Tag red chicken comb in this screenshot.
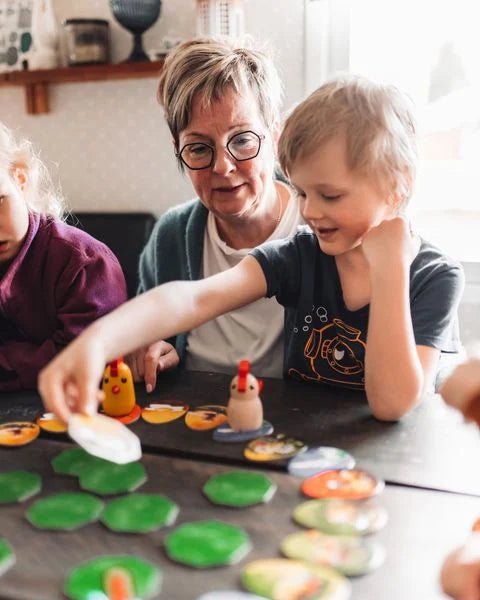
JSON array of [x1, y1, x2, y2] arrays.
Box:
[[237, 359, 250, 392], [108, 357, 123, 377]]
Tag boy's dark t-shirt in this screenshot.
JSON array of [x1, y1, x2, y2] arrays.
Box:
[[250, 228, 464, 390]]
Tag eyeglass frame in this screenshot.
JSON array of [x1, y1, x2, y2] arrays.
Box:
[[175, 130, 266, 171]]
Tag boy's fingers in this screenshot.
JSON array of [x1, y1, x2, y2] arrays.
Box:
[[40, 374, 71, 424], [77, 377, 99, 416], [158, 347, 180, 371], [144, 353, 158, 393]]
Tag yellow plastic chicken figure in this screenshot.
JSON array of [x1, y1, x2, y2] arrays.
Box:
[[227, 360, 263, 431], [102, 358, 136, 417]]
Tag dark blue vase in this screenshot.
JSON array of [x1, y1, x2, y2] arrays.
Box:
[[110, 0, 162, 62]]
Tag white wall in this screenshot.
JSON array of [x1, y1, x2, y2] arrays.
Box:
[[0, 0, 304, 214]]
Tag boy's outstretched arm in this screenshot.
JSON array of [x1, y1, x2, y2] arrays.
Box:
[[38, 256, 267, 422], [362, 217, 439, 421]]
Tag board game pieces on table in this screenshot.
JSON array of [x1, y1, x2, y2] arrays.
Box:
[[302, 469, 384, 500], [36, 412, 68, 433], [26, 492, 104, 530], [52, 447, 105, 477], [244, 434, 307, 462], [101, 493, 178, 533], [64, 555, 161, 600], [288, 447, 355, 478], [164, 520, 251, 568], [185, 405, 228, 431], [0, 421, 40, 446], [141, 401, 189, 424], [241, 558, 351, 600], [293, 498, 388, 536], [203, 470, 277, 508], [227, 360, 264, 432], [79, 460, 147, 496], [213, 420, 273, 443], [0, 539, 15, 578], [0, 470, 41, 503], [101, 358, 140, 424], [280, 529, 385, 576]]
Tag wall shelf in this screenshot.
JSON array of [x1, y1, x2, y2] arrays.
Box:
[[0, 60, 164, 115]]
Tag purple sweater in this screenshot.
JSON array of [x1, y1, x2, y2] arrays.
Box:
[[0, 213, 127, 390]]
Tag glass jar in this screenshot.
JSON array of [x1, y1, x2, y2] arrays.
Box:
[[64, 19, 109, 66]]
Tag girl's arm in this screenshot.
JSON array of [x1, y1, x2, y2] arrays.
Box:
[[39, 256, 267, 422], [362, 218, 437, 421]]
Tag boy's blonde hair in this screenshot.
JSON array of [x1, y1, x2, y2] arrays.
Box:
[[279, 75, 417, 204], [0, 122, 63, 218], [157, 36, 283, 153]]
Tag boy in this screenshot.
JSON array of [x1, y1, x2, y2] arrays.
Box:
[[39, 75, 463, 423]]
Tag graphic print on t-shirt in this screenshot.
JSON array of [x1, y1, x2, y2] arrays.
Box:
[[289, 318, 366, 389]]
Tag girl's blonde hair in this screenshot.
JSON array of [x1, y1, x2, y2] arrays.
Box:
[[279, 75, 417, 204], [157, 36, 283, 153], [0, 122, 64, 218]]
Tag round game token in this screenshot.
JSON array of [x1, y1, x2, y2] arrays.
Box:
[[213, 420, 274, 443], [101, 403, 142, 425], [36, 412, 68, 434], [281, 530, 385, 576], [0, 421, 40, 446], [141, 401, 189, 424], [288, 447, 355, 478], [0, 539, 15, 577], [79, 461, 147, 496], [164, 520, 251, 568], [26, 492, 104, 530], [244, 434, 307, 462], [302, 469, 384, 500], [293, 498, 388, 536], [185, 405, 228, 431], [52, 447, 106, 477], [203, 471, 277, 508], [197, 593, 265, 600], [101, 493, 178, 533], [0, 470, 41, 504], [64, 555, 161, 600], [242, 558, 351, 600]]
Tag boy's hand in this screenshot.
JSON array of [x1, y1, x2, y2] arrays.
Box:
[[362, 217, 418, 273], [127, 341, 180, 393], [440, 358, 480, 425]]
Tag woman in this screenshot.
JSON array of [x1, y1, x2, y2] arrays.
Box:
[[129, 37, 302, 390]]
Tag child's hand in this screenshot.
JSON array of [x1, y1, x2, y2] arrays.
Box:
[[127, 341, 180, 393], [362, 217, 417, 273], [38, 333, 107, 423], [440, 533, 480, 600], [440, 358, 480, 425]]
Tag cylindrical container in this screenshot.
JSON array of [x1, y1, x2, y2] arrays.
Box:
[[64, 18, 109, 66]]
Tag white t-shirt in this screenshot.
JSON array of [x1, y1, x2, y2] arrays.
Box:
[[185, 183, 302, 378]]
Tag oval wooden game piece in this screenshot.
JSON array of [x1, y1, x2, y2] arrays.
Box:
[[64, 555, 161, 600], [288, 447, 355, 478], [26, 492, 104, 530], [79, 461, 147, 496], [203, 471, 276, 508], [0, 421, 40, 446], [141, 401, 189, 424], [36, 412, 68, 433], [185, 405, 228, 431], [302, 469, 384, 500], [101, 493, 178, 533], [244, 434, 306, 462], [0, 471, 41, 504]]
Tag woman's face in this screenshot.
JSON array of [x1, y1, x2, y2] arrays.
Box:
[[177, 86, 277, 223]]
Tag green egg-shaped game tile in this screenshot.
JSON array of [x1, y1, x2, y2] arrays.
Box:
[[280, 530, 385, 577], [203, 471, 277, 508], [293, 498, 388, 536], [79, 461, 147, 496], [102, 493, 179, 533], [164, 520, 251, 568], [64, 555, 161, 600], [26, 492, 104, 530], [0, 470, 41, 504], [242, 558, 351, 600], [52, 447, 107, 477], [0, 539, 15, 577]]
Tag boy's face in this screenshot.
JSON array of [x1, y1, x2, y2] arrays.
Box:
[[290, 135, 395, 257], [0, 169, 29, 266]]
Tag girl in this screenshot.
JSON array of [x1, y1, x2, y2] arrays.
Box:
[[0, 122, 127, 390]]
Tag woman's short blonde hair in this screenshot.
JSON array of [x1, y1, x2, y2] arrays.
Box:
[[0, 122, 63, 218], [157, 36, 283, 148], [279, 75, 417, 204]]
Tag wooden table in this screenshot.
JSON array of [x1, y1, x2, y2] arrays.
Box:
[[0, 439, 478, 600]]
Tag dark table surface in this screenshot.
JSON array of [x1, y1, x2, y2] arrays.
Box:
[[1, 370, 478, 496], [0, 439, 478, 600]]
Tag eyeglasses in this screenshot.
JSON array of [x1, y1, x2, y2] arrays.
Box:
[[176, 130, 265, 171]]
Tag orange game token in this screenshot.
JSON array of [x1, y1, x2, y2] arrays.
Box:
[[0, 421, 40, 447], [184, 405, 228, 431], [141, 402, 189, 424], [36, 413, 68, 434], [302, 469, 384, 500], [101, 404, 142, 425]]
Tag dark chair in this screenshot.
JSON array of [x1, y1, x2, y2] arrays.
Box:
[[65, 212, 156, 298]]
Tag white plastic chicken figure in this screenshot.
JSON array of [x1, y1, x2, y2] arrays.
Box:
[[227, 360, 263, 431]]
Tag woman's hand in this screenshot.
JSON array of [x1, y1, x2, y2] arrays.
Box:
[[127, 341, 180, 392], [38, 331, 107, 423]]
